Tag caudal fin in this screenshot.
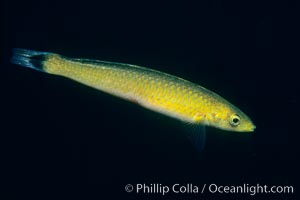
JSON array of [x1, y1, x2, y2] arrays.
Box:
[[11, 48, 51, 72]]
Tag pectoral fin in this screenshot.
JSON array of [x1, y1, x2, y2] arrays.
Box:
[[184, 124, 206, 152]]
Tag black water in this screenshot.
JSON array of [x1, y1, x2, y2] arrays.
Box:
[[2, 0, 298, 199]]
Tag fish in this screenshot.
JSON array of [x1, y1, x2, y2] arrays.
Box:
[[11, 48, 256, 151]]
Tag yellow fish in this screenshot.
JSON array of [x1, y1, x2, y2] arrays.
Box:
[[11, 48, 255, 150]]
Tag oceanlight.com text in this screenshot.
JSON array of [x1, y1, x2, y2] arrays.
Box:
[[125, 183, 294, 196]]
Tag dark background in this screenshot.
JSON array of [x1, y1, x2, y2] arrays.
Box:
[[1, 0, 298, 199]]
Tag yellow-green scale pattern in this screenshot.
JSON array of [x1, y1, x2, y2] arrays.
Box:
[[43, 54, 231, 125]]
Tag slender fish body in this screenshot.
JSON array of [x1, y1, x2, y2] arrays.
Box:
[[11, 48, 255, 150]]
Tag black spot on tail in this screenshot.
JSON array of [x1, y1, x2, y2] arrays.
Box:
[[11, 48, 50, 72], [29, 54, 47, 71]]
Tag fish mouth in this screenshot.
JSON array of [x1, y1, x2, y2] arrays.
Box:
[[234, 122, 256, 132], [248, 126, 256, 132], [244, 123, 256, 132]]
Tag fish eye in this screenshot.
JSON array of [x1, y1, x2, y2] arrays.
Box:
[[230, 114, 240, 127]]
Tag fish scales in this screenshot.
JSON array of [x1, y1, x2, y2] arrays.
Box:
[[45, 54, 218, 123]]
